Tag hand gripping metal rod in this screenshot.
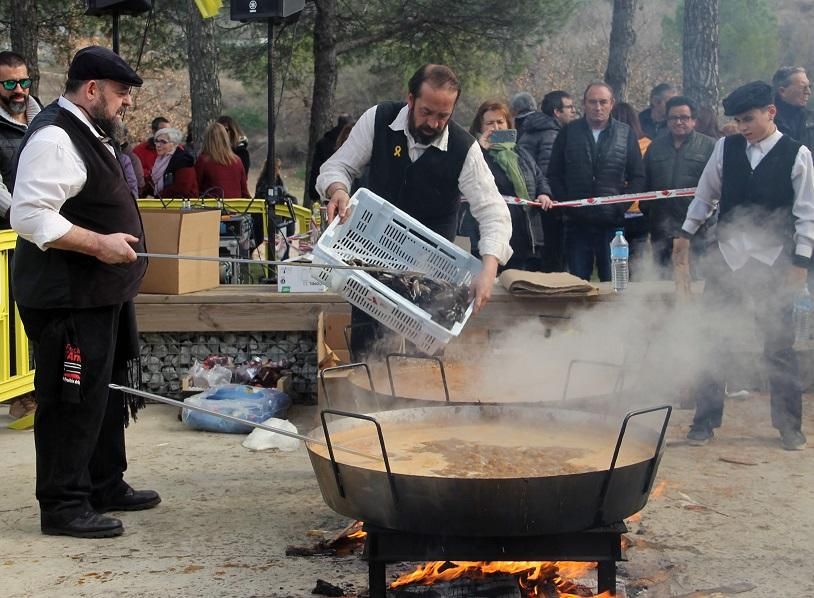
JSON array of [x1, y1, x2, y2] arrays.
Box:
[[136, 252, 426, 278], [109, 384, 382, 463]]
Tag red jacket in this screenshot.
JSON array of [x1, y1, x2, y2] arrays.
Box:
[[133, 139, 158, 182], [195, 154, 250, 198], [157, 148, 198, 199]]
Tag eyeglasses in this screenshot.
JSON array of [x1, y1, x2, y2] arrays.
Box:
[[1, 78, 32, 91], [667, 115, 693, 123], [562, 104, 576, 111], [154, 139, 170, 145]]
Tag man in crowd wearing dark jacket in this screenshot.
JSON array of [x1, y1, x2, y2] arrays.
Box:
[[518, 90, 576, 271], [772, 66, 813, 151], [639, 83, 676, 140], [643, 95, 716, 278], [510, 92, 537, 137], [0, 51, 41, 205], [548, 82, 645, 281]]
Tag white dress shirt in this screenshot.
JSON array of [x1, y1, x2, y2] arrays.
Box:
[[316, 104, 513, 264], [681, 129, 814, 271], [0, 174, 10, 218], [11, 96, 116, 250]]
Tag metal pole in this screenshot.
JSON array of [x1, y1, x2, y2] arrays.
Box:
[[112, 12, 120, 54], [109, 384, 382, 463], [266, 18, 276, 263]]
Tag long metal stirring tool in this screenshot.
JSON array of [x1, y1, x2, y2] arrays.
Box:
[[136, 252, 428, 278], [109, 384, 383, 463]]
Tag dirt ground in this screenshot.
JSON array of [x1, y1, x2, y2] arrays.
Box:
[[1, 393, 812, 598]]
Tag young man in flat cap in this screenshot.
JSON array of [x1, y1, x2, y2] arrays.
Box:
[[673, 81, 814, 451], [10, 45, 160, 537]]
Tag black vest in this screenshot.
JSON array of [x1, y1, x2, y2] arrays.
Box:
[[719, 133, 799, 248], [11, 101, 147, 309], [562, 118, 631, 226], [368, 101, 472, 241]]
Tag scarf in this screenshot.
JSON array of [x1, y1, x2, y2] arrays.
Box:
[[151, 153, 172, 194], [488, 142, 530, 200]]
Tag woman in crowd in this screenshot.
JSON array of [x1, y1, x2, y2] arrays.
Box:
[[217, 115, 251, 176], [151, 127, 198, 198], [195, 122, 250, 198], [611, 102, 649, 280], [469, 100, 553, 271]]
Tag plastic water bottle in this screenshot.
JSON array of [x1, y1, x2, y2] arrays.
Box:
[[793, 285, 813, 345], [610, 229, 629, 292]]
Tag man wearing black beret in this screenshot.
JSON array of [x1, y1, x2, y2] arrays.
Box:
[[10, 45, 160, 537], [673, 80, 814, 451]]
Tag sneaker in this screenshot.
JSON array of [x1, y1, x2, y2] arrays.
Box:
[[687, 426, 714, 446], [780, 429, 807, 451]]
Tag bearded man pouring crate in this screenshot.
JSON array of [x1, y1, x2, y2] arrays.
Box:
[[317, 64, 521, 357]]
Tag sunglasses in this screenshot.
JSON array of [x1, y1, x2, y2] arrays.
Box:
[[1, 79, 32, 91]]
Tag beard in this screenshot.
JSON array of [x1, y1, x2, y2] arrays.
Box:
[[0, 92, 26, 115], [89, 96, 124, 140], [408, 106, 444, 145]]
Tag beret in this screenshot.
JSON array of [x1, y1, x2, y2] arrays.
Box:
[[722, 81, 773, 116], [68, 45, 143, 87]]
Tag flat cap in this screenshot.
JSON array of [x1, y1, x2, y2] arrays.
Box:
[[722, 81, 773, 116], [68, 45, 143, 87]]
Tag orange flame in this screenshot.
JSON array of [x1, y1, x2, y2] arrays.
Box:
[[651, 479, 668, 498], [390, 560, 605, 595], [347, 530, 367, 540]]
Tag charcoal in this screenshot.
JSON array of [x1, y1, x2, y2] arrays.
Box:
[[312, 578, 346, 596]]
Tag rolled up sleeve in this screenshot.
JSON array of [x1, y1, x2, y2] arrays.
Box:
[[791, 145, 814, 265], [10, 129, 86, 250], [681, 137, 723, 237], [315, 105, 376, 201], [459, 142, 513, 264]]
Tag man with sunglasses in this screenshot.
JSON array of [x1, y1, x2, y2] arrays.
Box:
[[0, 51, 40, 204]]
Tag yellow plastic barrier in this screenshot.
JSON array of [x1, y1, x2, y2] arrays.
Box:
[[135, 198, 311, 241], [0, 229, 35, 405]]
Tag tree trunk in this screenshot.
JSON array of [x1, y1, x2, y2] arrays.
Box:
[[683, 0, 720, 115], [304, 0, 338, 208], [186, 0, 222, 155], [11, 1, 39, 97], [604, 0, 637, 102]]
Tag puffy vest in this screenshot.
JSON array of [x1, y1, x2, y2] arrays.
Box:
[[368, 101, 472, 241], [561, 118, 631, 226], [11, 101, 147, 309]]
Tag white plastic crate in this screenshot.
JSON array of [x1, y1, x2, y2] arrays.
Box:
[[311, 188, 482, 355]]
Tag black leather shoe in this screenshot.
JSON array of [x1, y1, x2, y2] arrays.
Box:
[[41, 511, 123, 538], [94, 488, 161, 513]]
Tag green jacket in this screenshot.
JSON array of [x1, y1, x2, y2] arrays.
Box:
[[643, 130, 716, 239]]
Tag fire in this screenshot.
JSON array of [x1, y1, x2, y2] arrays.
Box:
[[347, 529, 367, 540], [651, 479, 668, 498], [390, 560, 612, 596]]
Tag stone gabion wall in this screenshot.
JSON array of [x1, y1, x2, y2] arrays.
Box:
[[139, 332, 317, 401]]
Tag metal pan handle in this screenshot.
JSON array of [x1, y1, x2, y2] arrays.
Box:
[[319, 408, 398, 504], [561, 359, 625, 403], [594, 405, 672, 525], [319, 362, 375, 410], [385, 353, 450, 402]]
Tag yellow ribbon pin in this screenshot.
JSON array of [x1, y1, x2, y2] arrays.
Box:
[[393, 145, 402, 157]]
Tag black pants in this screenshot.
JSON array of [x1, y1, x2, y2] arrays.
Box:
[[18, 303, 131, 522], [691, 249, 803, 432]]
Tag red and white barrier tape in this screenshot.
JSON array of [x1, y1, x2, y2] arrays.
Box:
[[486, 187, 698, 208]]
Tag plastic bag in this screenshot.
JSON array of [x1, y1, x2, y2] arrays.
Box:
[[242, 418, 301, 451], [181, 384, 291, 434]]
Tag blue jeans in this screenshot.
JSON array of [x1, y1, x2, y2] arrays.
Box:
[[564, 223, 616, 281]]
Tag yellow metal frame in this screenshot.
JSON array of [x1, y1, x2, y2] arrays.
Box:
[[0, 230, 34, 403], [136, 198, 311, 238]]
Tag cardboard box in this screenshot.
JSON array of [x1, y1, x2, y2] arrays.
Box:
[[139, 208, 221, 294], [277, 256, 327, 293]]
